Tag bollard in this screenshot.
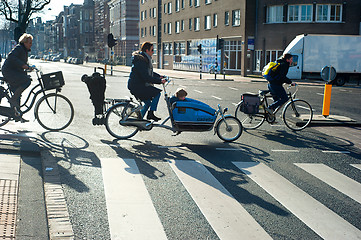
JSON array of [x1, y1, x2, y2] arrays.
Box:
[[322, 84, 332, 117], [104, 64, 107, 75]]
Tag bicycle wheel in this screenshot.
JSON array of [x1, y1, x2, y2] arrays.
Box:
[[283, 99, 313, 131], [105, 103, 141, 139], [235, 101, 265, 129], [34, 93, 74, 131], [215, 116, 243, 142], [0, 116, 10, 127]]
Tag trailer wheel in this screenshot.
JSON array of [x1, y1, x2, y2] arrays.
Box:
[[334, 76, 345, 86]]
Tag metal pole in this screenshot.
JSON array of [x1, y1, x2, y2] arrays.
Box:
[[111, 47, 113, 76], [200, 54, 202, 80]]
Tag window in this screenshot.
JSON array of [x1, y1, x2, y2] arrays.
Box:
[[225, 11, 229, 25], [189, 18, 192, 30], [168, 22, 172, 34], [175, 0, 180, 12], [175, 21, 180, 33], [189, 0, 192, 7], [164, 4, 167, 14], [153, 8, 157, 18], [232, 10, 240, 26], [181, 20, 185, 31], [316, 4, 342, 22], [205, 0, 211, 4], [168, 2, 172, 14], [194, 17, 200, 31], [181, 0, 185, 9], [213, 13, 218, 27], [288, 5, 312, 22], [204, 15, 211, 30], [164, 23, 167, 33], [194, 0, 199, 7], [267, 5, 283, 23], [153, 26, 156, 36]]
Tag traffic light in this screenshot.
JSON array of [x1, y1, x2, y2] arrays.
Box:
[[197, 44, 202, 54], [217, 38, 224, 50], [107, 33, 117, 48]]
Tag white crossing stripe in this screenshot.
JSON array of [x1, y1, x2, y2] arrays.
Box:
[[351, 164, 361, 171], [322, 150, 350, 154], [169, 160, 271, 240], [194, 90, 203, 94], [295, 163, 361, 204], [212, 95, 222, 100], [100, 158, 167, 240], [228, 87, 238, 91], [271, 150, 299, 152], [233, 162, 361, 240]]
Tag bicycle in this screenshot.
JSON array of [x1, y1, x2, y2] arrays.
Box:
[[235, 84, 313, 131], [102, 78, 243, 142], [0, 67, 74, 131]]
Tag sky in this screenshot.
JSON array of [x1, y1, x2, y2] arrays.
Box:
[[35, 0, 84, 21]]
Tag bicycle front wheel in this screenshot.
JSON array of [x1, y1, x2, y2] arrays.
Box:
[[235, 101, 265, 129], [283, 99, 313, 131], [215, 116, 243, 142], [105, 103, 141, 139], [34, 93, 74, 131]]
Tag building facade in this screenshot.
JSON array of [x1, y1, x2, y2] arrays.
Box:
[[254, 0, 361, 73], [94, 0, 110, 62], [139, 0, 361, 76], [80, 0, 95, 60], [109, 0, 139, 66]]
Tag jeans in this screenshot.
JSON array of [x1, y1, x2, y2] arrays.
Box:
[[268, 83, 288, 110], [141, 92, 161, 117]]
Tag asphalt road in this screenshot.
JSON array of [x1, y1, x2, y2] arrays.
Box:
[[7, 60, 361, 239]]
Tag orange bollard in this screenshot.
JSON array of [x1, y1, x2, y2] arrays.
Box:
[[322, 84, 332, 117], [104, 64, 107, 75]]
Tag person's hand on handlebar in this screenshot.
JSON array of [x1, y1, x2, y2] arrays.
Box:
[[291, 82, 297, 86]]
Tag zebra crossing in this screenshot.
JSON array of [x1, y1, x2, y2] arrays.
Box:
[[100, 158, 361, 240]]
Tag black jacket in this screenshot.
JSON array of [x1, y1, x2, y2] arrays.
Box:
[[1, 43, 31, 87], [127, 51, 162, 101], [269, 58, 292, 85]]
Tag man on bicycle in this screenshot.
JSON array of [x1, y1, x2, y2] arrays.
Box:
[[266, 53, 294, 114]]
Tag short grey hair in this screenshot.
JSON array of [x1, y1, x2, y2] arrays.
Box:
[[19, 33, 33, 44]]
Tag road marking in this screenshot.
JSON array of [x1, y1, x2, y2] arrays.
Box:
[[194, 90, 203, 94], [271, 150, 299, 152], [316, 93, 324, 96], [216, 148, 242, 151], [179, 85, 187, 89], [232, 102, 238, 106], [295, 163, 361, 204], [228, 87, 238, 91], [233, 162, 361, 240], [212, 95, 222, 100], [351, 164, 361, 171], [321, 150, 350, 154], [169, 160, 271, 240], [100, 158, 167, 240]]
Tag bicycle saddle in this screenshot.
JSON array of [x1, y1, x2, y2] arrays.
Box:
[[259, 90, 270, 96]]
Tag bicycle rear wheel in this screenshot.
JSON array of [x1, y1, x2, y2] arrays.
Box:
[[105, 103, 141, 139], [283, 99, 313, 131], [34, 93, 74, 131], [215, 116, 243, 142], [235, 101, 265, 129]]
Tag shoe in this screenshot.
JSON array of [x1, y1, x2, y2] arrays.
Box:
[[14, 116, 29, 123], [146, 111, 161, 121]]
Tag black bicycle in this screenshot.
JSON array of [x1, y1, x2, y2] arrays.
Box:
[[0, 67, 74, 131], [235, 84, 313, 131]]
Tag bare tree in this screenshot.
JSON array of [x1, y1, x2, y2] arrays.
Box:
[[0, 0, 51, 41]]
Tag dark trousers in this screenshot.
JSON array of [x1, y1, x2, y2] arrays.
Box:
[[268, 83, 288, 110]]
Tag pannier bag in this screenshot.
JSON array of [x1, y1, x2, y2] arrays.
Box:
[[262, 61, 280, 81], [240, 93, 261, 114], [172, 99, 216, 131]]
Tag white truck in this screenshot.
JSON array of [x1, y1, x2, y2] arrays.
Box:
[[284, 34, 361, 86]]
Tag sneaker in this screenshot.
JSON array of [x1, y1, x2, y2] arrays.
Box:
[[146, 111, 161, 121]]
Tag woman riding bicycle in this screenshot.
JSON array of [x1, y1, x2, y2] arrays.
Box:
[[1, 33, 33, 121], [127, 42, 166, 121]]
